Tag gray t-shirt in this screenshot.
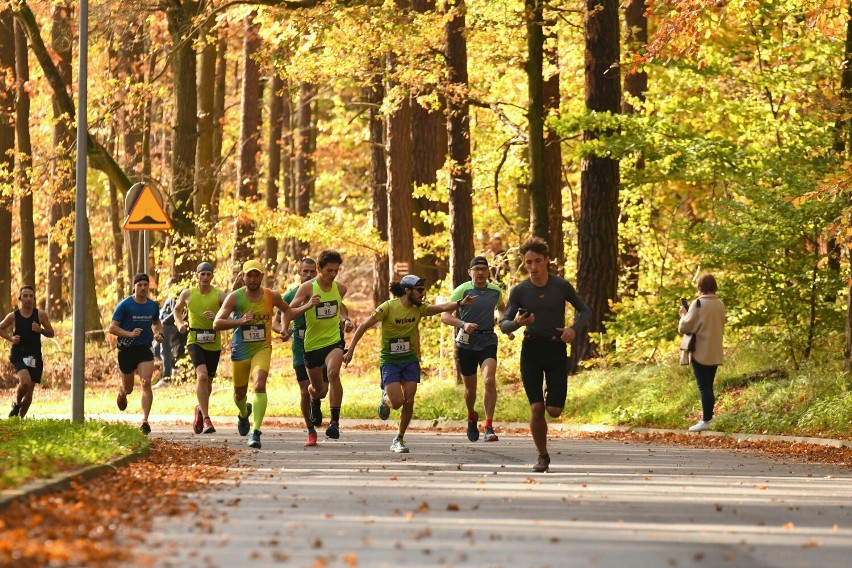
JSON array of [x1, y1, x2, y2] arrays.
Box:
[[449, 281, 504, 350], [500, 275, 592, 339]]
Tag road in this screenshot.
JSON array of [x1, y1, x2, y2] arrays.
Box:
[[139, 425, 852, 568]]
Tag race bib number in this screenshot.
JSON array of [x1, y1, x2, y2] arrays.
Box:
[[241, 325, 266, 342], [389, 337, 411, 354], [456, 329, 470, 345], [196, 330, 215, 344], [316, 301, 339, 319], [23, 356, 37, 368]]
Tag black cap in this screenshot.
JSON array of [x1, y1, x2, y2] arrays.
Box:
[[133, 273, 150, 285], [469, 256, 489, 269]]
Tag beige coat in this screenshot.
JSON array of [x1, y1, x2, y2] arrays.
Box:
[[678, 294, 725, 366]]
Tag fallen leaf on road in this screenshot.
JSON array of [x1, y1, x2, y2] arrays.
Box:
[[783, 522, 796, 530]]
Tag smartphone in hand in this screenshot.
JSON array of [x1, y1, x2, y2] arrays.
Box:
[[680, 298, 689, 310]]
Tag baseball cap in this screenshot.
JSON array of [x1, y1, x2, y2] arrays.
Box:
[[196, 261, 214, 273], [469, 256, 489, 269], [400, 274, 426, 289], [242, 259, 264, 274], [133, 273, 150, 285]]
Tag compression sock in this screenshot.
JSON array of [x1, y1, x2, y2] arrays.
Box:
[[307, 426, 316, 435], [468, 411, 477, 421], [235, 396, 248, 417], [252, 392, 268, 429], [485, 419, 493, 429], [331, 406, 341, 423]]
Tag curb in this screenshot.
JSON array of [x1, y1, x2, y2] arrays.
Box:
[[0, 445, 150, 511]]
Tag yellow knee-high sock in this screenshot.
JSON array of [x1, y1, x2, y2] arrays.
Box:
[[252, 392, 268, 430]]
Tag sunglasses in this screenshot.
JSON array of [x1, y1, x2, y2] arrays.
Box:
[[413, 287, 426, 292]]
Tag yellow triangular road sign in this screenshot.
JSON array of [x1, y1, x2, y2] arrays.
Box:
[[123, 185, 172, 231]]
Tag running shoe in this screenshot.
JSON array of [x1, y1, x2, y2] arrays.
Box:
[[116, 391, 127, 411], [377, 391, 390, 421], [202, 417, 216, 434], [8, 401, 20, 418], [193, 405, 204, 434], [483, 427, 499, 442], [466, 411, 479, 442], [325, 420, 340, 439], [688, 420, 711, 432], [390, 437, 409, 453], [237, 402, 252, 436], [304, 432, 318, 447], [140, 421, 152, 435], [310, 398, 323, 427], [532, 454, 550, 473], [248, 429, 262, 449]]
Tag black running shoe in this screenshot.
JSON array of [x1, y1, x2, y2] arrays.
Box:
[[467, 411, 480, 442], [248, 429, 262, 449], [532, 454, 550, 473], [310, 398, 323, 427], [325, 420, 340, 439], [140, 421, 152, 435], [8, 401, 20, 418], [237, 402, 252, 436]]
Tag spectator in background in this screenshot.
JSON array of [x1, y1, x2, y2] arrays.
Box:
[[154, 277, 186, 389], [485, 234, 509, 283], [678, 274, 726, 432]]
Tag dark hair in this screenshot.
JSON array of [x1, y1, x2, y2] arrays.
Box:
[[389, 282, 406, 297], [19, 285, 35, 296], [519, 237, 549, 257], [697, 273, 718, 294], [318, 250, 343, 268], [300, 257, 316, 267]]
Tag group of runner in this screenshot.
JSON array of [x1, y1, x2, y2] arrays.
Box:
[[2, 237, 590, 472]]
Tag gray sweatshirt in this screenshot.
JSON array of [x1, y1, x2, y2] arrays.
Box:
[[500, 275, 592, 339]]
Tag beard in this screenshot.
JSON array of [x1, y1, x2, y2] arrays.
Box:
[[409, 295, 423, 306]]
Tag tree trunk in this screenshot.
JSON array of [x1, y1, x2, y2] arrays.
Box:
[[366, 70, 389, 305], [166, 0, 199, 259], [620, 0, 647, 295], [266, 73, 284, 280], [47, 0, 75, 319], [575, 0, 621, 362], [386, 55, 415, 283], [233, 14, 262, 265], [526, 0, 548, 242], [15, 20, 35, 287], [195, 22, 217, 226], [0, 8, 14, 315], [445, 0, 474, 288], [294, 81, 316, 257], [543, 33, 564, 273], [841, 5, 852, 371]]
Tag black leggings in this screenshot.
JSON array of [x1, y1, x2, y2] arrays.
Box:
[[691, 360, 718, 422]]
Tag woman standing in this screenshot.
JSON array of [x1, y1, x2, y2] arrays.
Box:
[[678, 274, 726, 432]]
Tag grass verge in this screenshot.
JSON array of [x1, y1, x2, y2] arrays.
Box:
[[0, 419, 150, 490]]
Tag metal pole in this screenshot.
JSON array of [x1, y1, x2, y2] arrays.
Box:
[[71, 0, 88, 423]]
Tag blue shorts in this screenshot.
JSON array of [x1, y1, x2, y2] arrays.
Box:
[[380, 360, 421, 387]]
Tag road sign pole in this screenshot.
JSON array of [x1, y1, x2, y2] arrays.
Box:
[[71, 0, 88, 424]]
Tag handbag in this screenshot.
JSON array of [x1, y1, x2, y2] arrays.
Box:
[[679, 333, 696, 352]]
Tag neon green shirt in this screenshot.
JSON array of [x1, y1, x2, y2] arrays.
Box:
[[187, 286, 222, 351], [373, 298, 430, 365]]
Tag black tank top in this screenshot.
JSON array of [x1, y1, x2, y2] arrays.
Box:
[[12, 309, 41, 358]]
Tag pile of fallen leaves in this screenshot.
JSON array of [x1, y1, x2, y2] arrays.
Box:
[[0, 440, 237, 566], [571, 430, 852, 468]]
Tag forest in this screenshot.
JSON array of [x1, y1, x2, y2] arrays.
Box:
[[1, 0, 852, 374]]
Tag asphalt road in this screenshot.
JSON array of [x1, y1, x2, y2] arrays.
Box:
[[138, 425, 852, 568]]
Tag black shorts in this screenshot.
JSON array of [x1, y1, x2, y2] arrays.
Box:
[[11, 355, 44, 384], [118, 345, 155, 375], [520, 338, 568, 407], [456, 344, 498, 377], [294, 364, 329, 383], [187, 344, 221, 378], [304, 340, 345, 369]]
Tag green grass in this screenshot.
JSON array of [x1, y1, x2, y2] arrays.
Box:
[[0, 419, 150, 490]]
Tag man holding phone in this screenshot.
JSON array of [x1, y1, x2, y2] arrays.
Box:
[[500, 237, 591, 473]]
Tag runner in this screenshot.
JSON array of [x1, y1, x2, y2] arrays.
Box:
[[1, 286, 55, 418], [213, 259, 312, 449], [286, 250, 354, 440], [109, 273, 164, 434], [343, 275, 474, 453], [499, 237, 591, 472], [173, 262, 227, 434], [441, 255, 506, 442], [272, 258, 329, 447]]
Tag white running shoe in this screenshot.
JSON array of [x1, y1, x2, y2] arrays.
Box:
[[688, 420, 711, 432]]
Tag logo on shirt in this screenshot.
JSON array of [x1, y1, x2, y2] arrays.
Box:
[[394, 317, 416, 324]]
